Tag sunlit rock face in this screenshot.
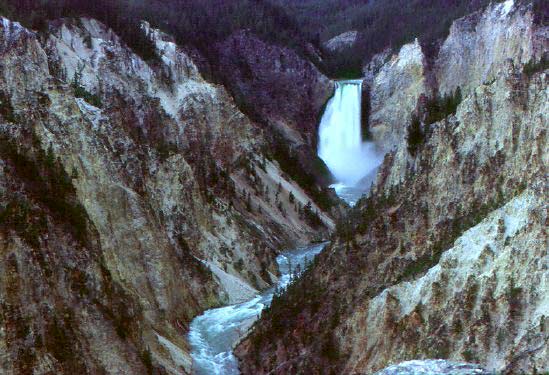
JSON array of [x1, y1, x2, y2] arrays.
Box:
[[369, 39, 428, 153], [343, 187, 548, 374], [436, 0, 546, 97], [0, 16, 332, 374]]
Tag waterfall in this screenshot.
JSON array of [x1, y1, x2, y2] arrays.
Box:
[[317, 80, 381, 205]]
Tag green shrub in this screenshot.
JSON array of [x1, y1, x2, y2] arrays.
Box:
[[523, 55, 549, 77], [0, 199, 47, 249], [406, 114, 424, 156], [425, 87, 462, 125], [320, 333, 340, 360], [0, 90, 17, 123], [71, 67, 102, 108], [141, 348, 153, 374], [288, 191, 295, 203], [234, 258, 245, 272], [407, 88, 462, 156], [303, 201, 323, 228]]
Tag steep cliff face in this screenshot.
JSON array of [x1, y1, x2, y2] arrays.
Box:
[[236, 2, 548, 373], [217, 30, 333, 145], [436, 0, 545, 97], [343, 186, 547, 374], [367, 0, 547, 155], [0, 16, 333, 374], [215, 31, 335, 190], [0, 142, 152, 374], [368, 39, 428, 153]]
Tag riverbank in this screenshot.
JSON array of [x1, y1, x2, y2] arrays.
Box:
[[188, 243, 328, 374]]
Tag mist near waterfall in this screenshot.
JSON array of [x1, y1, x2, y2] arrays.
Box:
[[318, 80, 382, 202]]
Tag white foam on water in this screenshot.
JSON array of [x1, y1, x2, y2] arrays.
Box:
[[318, 80, 383, 204], [188, 243, 326, 374]]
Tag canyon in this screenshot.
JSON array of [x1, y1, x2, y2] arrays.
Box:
[[237, 1, 548, 374], [0, 14, 333, 374], [0, 0, 547, 374]]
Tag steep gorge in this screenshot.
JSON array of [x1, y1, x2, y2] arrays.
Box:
[[0, 0, 547, 374], [0, 16, 334, 374], [236, 1, 548, 374]]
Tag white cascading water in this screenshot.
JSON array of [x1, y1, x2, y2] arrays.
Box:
[[318, 80, 382, 205], [188, 243, 327, 374]]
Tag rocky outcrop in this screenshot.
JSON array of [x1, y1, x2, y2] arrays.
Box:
[[0, 16, 333, 374], [236, 2, 548, 373], [368, 39, 428, 153], [436, 0, 546, 97], [366, 0, 547, 156], [324, 31, 359, 53], [365, 0, 548, 155], [344, 187, 547, 374], [362, 48, 391, 87]]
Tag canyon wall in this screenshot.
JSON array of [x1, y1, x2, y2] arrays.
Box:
[[237, 1, 548, 373], [0, 17, 332, 374]]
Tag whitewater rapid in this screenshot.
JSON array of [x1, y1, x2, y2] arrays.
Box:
[[188, 243, 327, 374], [318, 80, 382, 205]]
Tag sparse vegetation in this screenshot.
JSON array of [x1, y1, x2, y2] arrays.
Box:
[[523, 55, 549, 77], [288, 191, 295, 203], [234, 258, 245, 272], [141, 348, 153, 374], [0, 136, 90, 248], [270, 134, 334, 212], [406, 114, 424, 157], [0, 90, 17, 123], [71, 65, 102, 108], [407, 88, 462, 156], [424, 87, 462, 125], [0, 0, 159, 63], [302, 201, 323, 228], [398, 194, 508, 282]]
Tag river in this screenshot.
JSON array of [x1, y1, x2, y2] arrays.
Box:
[[188, 242, 327, 374]]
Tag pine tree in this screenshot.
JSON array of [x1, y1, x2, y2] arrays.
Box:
[[406, 114, 423, 156]]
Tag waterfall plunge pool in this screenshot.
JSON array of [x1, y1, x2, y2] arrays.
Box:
[[318, 80, 383, 206]]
